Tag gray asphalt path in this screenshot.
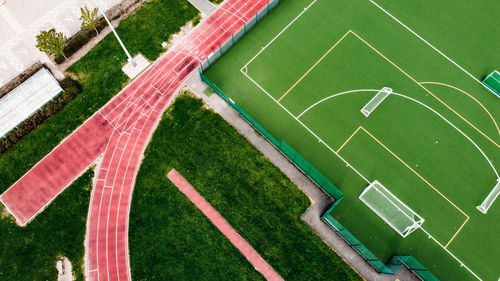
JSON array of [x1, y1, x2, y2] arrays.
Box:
[[186, 73, 420, 281]]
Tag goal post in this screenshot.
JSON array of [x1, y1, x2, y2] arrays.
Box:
[[361, 87, 392, 117], [476, 179, 500, 214], [359, 181, 424, 237]]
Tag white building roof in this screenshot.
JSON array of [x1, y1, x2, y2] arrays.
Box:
[[0, 68, 62, 137]]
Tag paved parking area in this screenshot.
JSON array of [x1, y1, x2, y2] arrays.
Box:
[[0, 0, 121, 86]]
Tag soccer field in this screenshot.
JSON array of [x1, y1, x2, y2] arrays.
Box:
[[204, 0, 500, 280]]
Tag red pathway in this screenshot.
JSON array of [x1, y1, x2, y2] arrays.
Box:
[[167, 169, 284, 281], [1, 0, 271, 280]]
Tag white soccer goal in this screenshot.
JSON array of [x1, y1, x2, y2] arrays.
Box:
[[359, 181, 424, 237], [476, 179, 500, 214], [361, 87, 392, 117]]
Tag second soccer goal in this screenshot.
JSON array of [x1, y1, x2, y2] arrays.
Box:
[[359, 181, 424, 238]]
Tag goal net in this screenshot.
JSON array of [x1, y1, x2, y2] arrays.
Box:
[[477, 179, 500, 214], [482, 70, 500, 98], [359, 181, 424, 238], [361, 87, 392, 117]]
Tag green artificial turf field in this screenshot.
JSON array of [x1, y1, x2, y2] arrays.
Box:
[[204, 0, 500, 280]]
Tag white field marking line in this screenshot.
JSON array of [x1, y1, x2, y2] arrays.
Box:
[[369, 0, 481, 84], [241, 0, 317, 71], [241, 70, 370, 183], [419, 227, 482, 281], [241, 71, 481, 278], [279, 30, 352, 102], [294, 90, 482, 277], [301, 88, 499, 184], [419, 81, 500, 139], [390, 92, 499, 179], [298, 89, 378, 118]]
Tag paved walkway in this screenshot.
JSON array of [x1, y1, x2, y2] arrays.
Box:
[[188, 0, 216, 16], [168, 169, 284, 281], [0, 0, 121, 85], [187, 73, 420, 281]]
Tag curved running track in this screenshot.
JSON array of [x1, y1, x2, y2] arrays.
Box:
[[0, 0, 269, 280]]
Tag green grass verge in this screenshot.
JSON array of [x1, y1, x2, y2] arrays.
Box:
[[0, 170, 93, 280], [0, 0, 198, 192], [129, 93, 360, 280]]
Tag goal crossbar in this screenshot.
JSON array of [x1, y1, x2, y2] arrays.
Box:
[[361, 87, 392, 117], [359, 181, 424, 237], [476, 179, 500, 214]]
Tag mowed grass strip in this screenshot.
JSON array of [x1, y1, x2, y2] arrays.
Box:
[[129, 94, 361, 281], [0, 170, 93, 280], [0, 0, 198, 192]]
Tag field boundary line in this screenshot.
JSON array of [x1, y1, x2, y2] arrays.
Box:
[[419, 81, 500, 139], [240, 69, 370, 184], [350, 30, 500, 149], [368, 0, 481, 84], [241, 0, 317, 70], [241, 69, 484, 279], [278, 30, 352, 102]]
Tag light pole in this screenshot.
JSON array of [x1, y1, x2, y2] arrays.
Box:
[[93, 0, 136, 66]]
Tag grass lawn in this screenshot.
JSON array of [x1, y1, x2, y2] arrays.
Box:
[[0, 170, 93, 280], [129, 93, 360, 280], [0, 0, 198, 192]]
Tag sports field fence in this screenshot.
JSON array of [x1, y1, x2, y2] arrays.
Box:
[[197, 1, 439, 279]]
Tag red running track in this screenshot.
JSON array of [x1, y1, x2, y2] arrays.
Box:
[[167, 169, 284, 281], [0, 0, 271, 280]]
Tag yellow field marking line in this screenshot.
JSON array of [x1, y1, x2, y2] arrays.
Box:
[[419, 81, 500, 138], [353, 126, 469, 247], [337, 126, 362, 153], [350, 30, 500, 149], [278, 30, 353, 102]]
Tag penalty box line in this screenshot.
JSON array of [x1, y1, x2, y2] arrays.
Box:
[[337, 125, 469, 248], [349, 29, 500, 149], [240, 69, 370, 185], [240, 68, 480, 279]]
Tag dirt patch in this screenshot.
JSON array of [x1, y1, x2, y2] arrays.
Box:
[[56, 257, 75, 281]]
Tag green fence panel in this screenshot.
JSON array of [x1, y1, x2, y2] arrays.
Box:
[[199, 1, 438, 278]]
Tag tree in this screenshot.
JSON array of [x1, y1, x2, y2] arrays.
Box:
[[35, 29, 67, 59], [80, 6, 100, 35]]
